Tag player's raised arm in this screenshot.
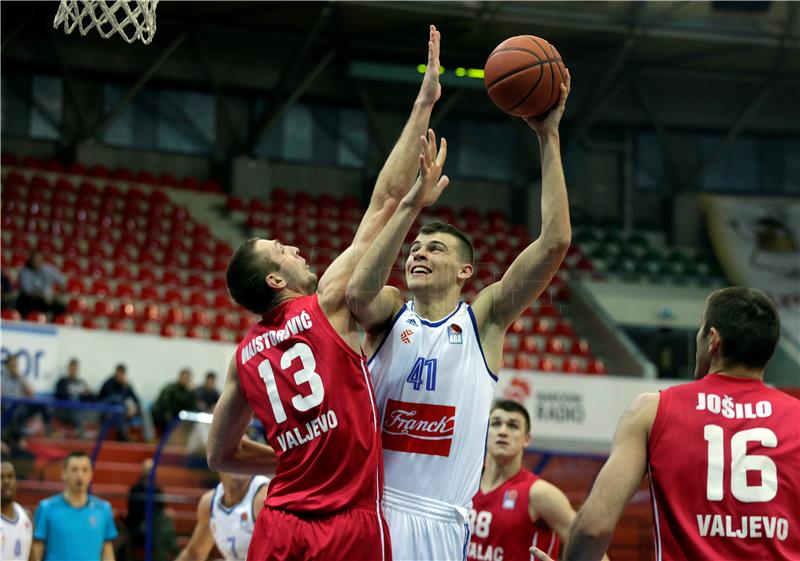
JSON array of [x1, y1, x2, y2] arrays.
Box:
[[472, 70, 572, 332], [207, 357, 277, 474], [317, 25, 443, 309], [346, 130, 449, 331], [553, 393, 657, 561]]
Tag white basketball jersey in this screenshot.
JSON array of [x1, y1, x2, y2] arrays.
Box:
[[369, 301, 497, 508], [209, 475, 270, 561], [0, 503, 33, 561]]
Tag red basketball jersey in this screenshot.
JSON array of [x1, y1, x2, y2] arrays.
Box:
[[648, 373, 800, 561], [236, 294, 383, 515], [468, 469, 560, 561]]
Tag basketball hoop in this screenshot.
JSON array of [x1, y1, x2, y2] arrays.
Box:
[[53, 0, 159, 45]]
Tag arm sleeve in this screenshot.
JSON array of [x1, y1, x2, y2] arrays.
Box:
[[33, 503, 49, 541]]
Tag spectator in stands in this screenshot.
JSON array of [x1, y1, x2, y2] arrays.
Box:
[[1, 271, 16, 310], [194, 371, 220, 412], [151, 368, 196, 433], [124, 459, 177, 561], [98, 363, 142, 441], [32, 451, 117, 561], [53, 358, 94, 434], [1, 353, 49, 436], [16, 251, 66, 319]]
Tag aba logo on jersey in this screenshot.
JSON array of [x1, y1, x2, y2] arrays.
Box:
[[240, 511, 249, 531], [502, 489, 518, 509], [382, 398, 456, 457], [447, 323, 463, 344], [400, 329, 414, 344]]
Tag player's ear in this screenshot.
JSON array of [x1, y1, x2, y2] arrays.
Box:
[[457, 263, 473, 282], [266, 272, 286, 290], [524, 432, 532, 447], [708, 326, 721, 355]]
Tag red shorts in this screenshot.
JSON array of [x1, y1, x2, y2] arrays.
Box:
[[247, 504, 392, 561]]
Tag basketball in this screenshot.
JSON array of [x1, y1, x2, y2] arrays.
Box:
[[484, 35, 566, 117]]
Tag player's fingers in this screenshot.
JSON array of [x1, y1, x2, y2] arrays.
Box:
[[529, 547, 553, 561], [436, 137, 448, 167], [437, 175, 450, 191], [427, 129, 437, 160]]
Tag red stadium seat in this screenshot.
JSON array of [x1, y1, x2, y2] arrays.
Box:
[[81, 317, 98, 329], [545, 338, 566, 355], [513, 354, 532, 370], [538, 303, 559, 317], [94, 300, 114, 317], [188, 293, 209, 308], [68, 297, 89, 314], [190, 310, 210, 327], [212, 313, 229, 330], [1, 309, 22, 321], [108, 319, 125, 331], [586, 359, 607, 375], [54, 314, 75, 326], [25, 311, 48, 324], [66, 278, 86, 294], [165, 308, 184, 324], [563, 357, 583, 374], [160, 323, 177, 337], [538, 357, 559, 372], [138, 286, 160, 301], [163, 289, 183, 306], [117, 302, 137, 319], [161, 271, 181, 286], [185, 326, 203, 339], [115, 283, 135, 299], [142, 303, 161, 322], [86, 261, 108, 279], [186, 273, 206, 290], [532, 318, 552, 336], [554, 319, 575, 337], [213, 293, 233, 310], [520, 335, 538, 354], [571, 338, 591, 357], [90, 279, 111, 297]]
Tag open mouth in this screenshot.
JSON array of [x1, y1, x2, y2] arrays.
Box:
[[410, 265, 432, 276]]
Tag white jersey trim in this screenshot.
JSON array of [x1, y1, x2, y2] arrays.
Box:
[[647, 464, 662, 561]]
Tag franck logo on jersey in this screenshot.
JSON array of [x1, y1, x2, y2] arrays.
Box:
[[502, 489, 517, 509], [382, 398, 456, 457], [447, 323, 463, 344], [400, 329, 414, 344]]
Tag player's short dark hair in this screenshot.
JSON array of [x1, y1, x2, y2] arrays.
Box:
[[703, 287, 780, 370], [226, 238, 280, 315], [64, 450, 91, 468], [418, 221, 474, 263], [490, 399, 531, 433]]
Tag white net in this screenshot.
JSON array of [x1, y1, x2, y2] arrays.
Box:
[[53, 0, 159, 45]]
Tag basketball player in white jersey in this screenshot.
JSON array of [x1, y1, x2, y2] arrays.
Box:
[[1, 461, 33, 561], [346, 70, 572, 560], [176, 473, 269, 561]]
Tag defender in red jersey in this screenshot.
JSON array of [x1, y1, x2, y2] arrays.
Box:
[[470, 401, 609, 561], [205, 26, 449, 561], [532, 287, 799, 561]]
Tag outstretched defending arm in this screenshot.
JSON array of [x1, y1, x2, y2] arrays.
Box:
[[317, 26, 443, 310], [346, 131, 450, 331], [532, 393, 657, 561], [207, 357, 277, 474], [472, 70, 572, 336]]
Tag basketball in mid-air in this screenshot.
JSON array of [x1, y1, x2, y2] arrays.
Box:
[[484, 35, 566, 117]]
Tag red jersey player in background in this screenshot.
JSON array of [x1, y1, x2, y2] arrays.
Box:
[[532, 287, 799, 561], [205, 26, 449, 561], [469, 400, 609, 561]]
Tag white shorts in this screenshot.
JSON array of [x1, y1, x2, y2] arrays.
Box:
[[382, 487, 470, 561]]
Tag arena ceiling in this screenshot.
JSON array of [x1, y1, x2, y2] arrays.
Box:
[[2, 1, 799, 157]]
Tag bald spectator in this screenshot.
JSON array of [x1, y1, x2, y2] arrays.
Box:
[[98, 364, 141, 441], [193, 371, 220, 412], [16, 251, 65, 319]]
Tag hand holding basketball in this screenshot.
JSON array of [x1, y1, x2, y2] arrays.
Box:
[[405, 129, 449, 209], [524, 67, 571, 136], [417, 25, 442, 106]]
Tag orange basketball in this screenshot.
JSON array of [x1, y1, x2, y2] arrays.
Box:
[[484, 35, 566, 117]]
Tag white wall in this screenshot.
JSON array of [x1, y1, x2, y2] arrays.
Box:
[[1, 321, 235, 404]]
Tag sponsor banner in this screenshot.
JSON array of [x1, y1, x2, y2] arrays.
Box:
[[496, 371, 679, 452], [0, 321, 61, 393], [701, 194, 800, 345], [382, 398, 456, 457]]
